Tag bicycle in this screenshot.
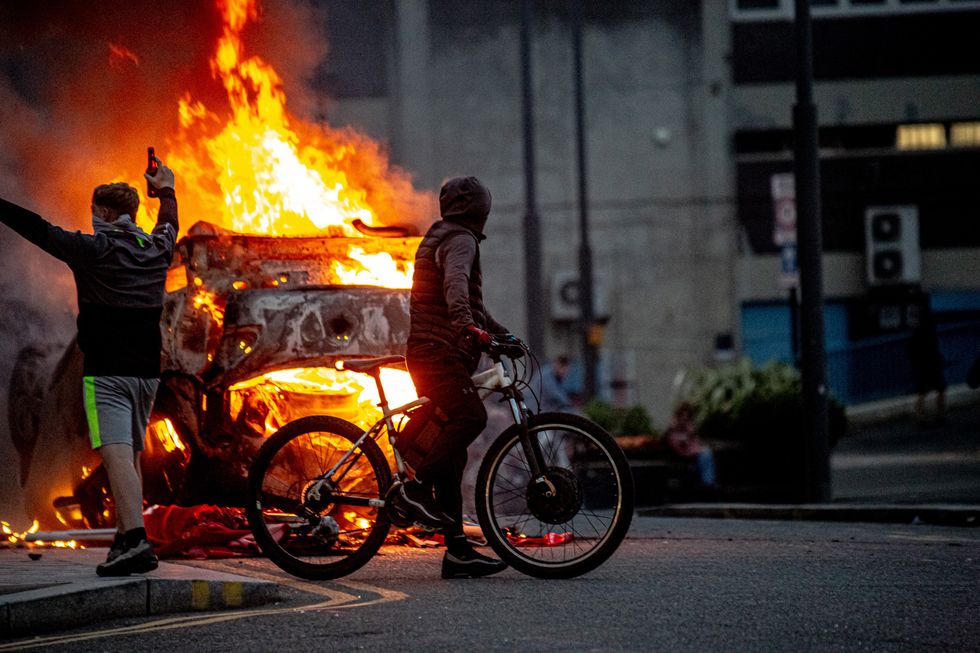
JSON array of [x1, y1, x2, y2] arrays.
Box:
[[245, 337, 634, 580]]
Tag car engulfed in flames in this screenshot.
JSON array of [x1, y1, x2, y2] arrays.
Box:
[[11, 223, 421, 529], [5, 0, 437, 533]]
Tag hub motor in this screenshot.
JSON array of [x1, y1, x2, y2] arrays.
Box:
[[526, 467, 582, 525]]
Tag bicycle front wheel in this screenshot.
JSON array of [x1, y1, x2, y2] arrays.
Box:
[[245, 416, 392, 580], [475, 412, 633, 579]]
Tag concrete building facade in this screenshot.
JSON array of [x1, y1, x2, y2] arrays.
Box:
[[320, 0, 980, 421]]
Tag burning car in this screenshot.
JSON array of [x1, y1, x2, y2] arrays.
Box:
[[11, 221, 421, 529], [4, 0, 438, 531]]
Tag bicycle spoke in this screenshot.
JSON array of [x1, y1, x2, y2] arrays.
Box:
[[248, 417, 391, 580], [482, 418, 631, 573]]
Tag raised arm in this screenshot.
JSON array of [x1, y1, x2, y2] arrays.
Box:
[[146, 161, 178, 244], [0, 197, 97, 267]]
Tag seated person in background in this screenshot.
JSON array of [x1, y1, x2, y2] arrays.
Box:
[[539, 355, 573, 413], [662, 402, 716, 490]]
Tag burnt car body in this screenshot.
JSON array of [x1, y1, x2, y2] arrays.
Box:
[[10, 222, 418, 528]]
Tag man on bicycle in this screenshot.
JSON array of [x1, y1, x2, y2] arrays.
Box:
[[393, 176, 512, 579]]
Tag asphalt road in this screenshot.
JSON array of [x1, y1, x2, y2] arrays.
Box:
[[833, 400, 980, 503], [8, 517, 979, 652]]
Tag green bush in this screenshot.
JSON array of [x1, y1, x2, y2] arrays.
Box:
[[676, 358, 847, 500], [678, 359, 846, 445], [584, 399, 656, 437]]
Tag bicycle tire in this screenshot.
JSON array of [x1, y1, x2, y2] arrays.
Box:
[[245, 415, 392, 580], [475, 412, 633, 579]]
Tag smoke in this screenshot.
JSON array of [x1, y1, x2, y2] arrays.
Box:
[[0, 0, 431, 523]]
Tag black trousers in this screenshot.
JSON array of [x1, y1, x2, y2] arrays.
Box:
[[406, 345, 487, 538]]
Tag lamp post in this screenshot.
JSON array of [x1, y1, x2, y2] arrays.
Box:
[[521, 0, 545, 356], [572, 0, 598, 400], [793, 0, 831, 502]]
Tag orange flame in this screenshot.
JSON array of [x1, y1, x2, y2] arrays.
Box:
[[108, 43, 140, 69], [1, 519, 81, 550], [162, 0, 425, 238], [228, 366, 418, 438]]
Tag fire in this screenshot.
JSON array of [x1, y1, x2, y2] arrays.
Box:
[[334, 248, 413, 290], [228, 366, 418, 438], [161, 0, 430, 239], [149, 418, 187, 454], [1, 519, 81, 550], [192, 289, 225, 324]]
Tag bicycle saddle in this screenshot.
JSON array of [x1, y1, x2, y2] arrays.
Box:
[[340, 355, 407, 374]]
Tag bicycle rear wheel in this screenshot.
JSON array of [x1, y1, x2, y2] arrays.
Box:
[[245, 415, 391, 580], [475, 412, 633, 579]]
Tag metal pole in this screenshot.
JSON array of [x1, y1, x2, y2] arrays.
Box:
[[793, 0, 831, 502], [789, 286, 800, 367], [521, 0, 545, 356], [572, 0, 597, 400]]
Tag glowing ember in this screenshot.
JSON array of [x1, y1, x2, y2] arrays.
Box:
[[149, 418, 187, 454], [1, 519, 82, 550], [192, 289, 225, 325]]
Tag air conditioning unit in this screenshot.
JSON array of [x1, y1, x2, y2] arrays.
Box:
[[864, 206, 921, 286], [550, 270, 610, 323]]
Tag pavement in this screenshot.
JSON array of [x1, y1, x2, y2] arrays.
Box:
[[1, 385, 977, 638], [0, 548, 279, 637]]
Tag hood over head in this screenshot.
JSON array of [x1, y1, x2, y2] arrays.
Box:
[[439, 176, 491, 235]]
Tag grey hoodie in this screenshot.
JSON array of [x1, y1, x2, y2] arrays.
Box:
[[0, 189, 178, 376]]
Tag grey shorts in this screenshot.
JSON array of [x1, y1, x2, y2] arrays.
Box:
[[83, 376, 160, 451]]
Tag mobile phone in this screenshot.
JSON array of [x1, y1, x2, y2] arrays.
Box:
[[146, 146, 159, 198]]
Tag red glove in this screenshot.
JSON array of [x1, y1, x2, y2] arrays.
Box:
[[465, 324, 492, 350]]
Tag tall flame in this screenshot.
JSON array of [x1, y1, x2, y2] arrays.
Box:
[[162, 0, 428, 237]]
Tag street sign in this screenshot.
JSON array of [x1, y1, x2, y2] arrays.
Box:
[[779, 243, 799, 290], [772, 173, 799, 289], [771, 173, 797, 246]]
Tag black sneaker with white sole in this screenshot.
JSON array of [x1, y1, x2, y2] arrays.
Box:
[[388, 480, 454, 529], [96, 540, 159, 577], [441, 548, 508, 579]]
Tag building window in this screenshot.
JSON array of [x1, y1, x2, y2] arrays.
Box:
[[896, 124, 947, 150], [951, 122, 980, 147], [731, 0, 980, 20]]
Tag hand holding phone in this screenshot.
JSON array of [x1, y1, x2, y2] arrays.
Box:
[[146, 147, 160, 198], [144, 146, 174, 194]]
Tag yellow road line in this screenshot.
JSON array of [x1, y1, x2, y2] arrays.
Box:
[[0, 569, 407, 651]]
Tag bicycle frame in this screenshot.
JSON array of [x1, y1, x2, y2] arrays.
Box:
[[315, 356, 548, 501]]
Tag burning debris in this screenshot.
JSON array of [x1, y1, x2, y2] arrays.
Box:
[[1, 519, 82, 551]]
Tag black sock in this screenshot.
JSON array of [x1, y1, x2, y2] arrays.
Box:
[[446, 535, 471, 556], [124, 527, 148, 548], [112, 532, 125, 548]]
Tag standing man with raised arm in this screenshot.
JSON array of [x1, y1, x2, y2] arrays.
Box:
[[0, 157, 178, 576]]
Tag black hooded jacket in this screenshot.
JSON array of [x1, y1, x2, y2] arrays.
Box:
[[407, 177, 506, 370]]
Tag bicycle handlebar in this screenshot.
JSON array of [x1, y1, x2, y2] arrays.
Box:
[[486, 334, 528, 361]]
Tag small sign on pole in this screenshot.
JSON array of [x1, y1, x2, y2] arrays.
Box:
[[772, 173, 799, 289], [779, 243, 799, 290], [771, 173, 797, 246]]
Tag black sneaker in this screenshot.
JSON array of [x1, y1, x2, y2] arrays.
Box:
[[389, 480, 454, 529], [96, 540, 159, 577], [441, 548, 508, 579], [105, 534, 126, 563]]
